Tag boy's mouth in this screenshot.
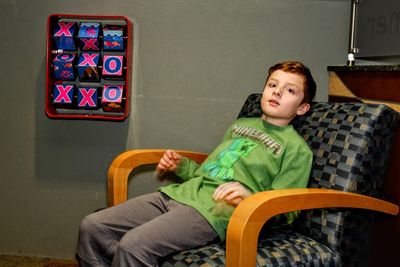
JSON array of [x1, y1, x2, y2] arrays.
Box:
[[268, 99, 280, 107]]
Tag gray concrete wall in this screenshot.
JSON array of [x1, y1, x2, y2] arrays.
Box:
[[0, 0, 350, 259]]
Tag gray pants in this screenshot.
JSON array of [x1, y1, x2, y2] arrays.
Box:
[[76, 192, 218, 267]]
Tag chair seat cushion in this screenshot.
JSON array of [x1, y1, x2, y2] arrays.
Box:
[[161, 228, 340, 267]]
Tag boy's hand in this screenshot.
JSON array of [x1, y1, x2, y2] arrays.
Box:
[[156, 150, 182, 175], [213, 182, 252, 207]]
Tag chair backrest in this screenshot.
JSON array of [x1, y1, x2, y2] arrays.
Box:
[[237, 93, 399, 264]]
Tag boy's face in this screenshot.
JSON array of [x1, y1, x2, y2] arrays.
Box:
[[260, 70, 310, 126]]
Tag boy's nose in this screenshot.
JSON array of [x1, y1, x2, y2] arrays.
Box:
[[273, 87, 282, 96]]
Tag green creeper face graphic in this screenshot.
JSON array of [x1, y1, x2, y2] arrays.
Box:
[[204, 138, 258, 180]]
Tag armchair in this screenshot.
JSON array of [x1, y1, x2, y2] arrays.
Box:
[[108, 94, 399, 266]]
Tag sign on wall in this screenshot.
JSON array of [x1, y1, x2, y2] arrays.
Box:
[[46, 14, 133, 121], [354, 0, 400, 58]]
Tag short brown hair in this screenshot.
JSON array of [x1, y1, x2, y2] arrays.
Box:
[[266, 61, 316, 104]]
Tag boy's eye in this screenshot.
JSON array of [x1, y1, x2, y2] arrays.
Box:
[[287, 88, 296, 94], [267, 82, 276, 88]]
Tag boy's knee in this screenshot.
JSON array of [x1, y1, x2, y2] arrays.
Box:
[[79, 213, 99, 237], [118, 232, 144, 251]]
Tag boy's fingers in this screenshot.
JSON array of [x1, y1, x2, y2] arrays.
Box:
[[161, 157, 173, 167], [213, 182, 251, 203], [165, 150, 173, 158], [213, 182, 236, 200], [212, 184, 225, 199], [166, 150, 177, 159], [225, 196, 243, 206], [224, 191, 240, 201]]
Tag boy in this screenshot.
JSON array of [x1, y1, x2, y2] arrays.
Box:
[[77, 60, 316, 267]]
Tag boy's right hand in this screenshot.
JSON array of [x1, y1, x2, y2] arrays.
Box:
[[156, 150, 182, 175], [213, 181, 252, 207]]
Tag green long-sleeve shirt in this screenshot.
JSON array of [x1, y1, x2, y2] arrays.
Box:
[[160, 117, 312, 240]]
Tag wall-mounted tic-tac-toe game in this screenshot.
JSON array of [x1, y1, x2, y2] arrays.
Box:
[[46, 14, 133, 121]]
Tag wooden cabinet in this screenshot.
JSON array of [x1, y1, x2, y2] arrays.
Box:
[[328, 65, 400, 267]]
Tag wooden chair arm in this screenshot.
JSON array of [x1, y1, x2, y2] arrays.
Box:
[[225, 188, 400, 267], [107, 149, 208, 206]]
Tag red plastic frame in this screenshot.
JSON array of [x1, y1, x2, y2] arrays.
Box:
[[45, 14, 133, 121]]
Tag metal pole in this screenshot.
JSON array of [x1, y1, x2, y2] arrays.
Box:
[[347, 0, 358, 66]]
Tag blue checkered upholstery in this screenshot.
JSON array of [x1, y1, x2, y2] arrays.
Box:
[[161, 93, 399, 267]]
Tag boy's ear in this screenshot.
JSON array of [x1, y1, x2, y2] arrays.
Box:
[[296, 103, 310, 116]]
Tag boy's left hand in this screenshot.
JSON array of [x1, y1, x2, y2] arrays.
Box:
[[213, 182, 252, 207]]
